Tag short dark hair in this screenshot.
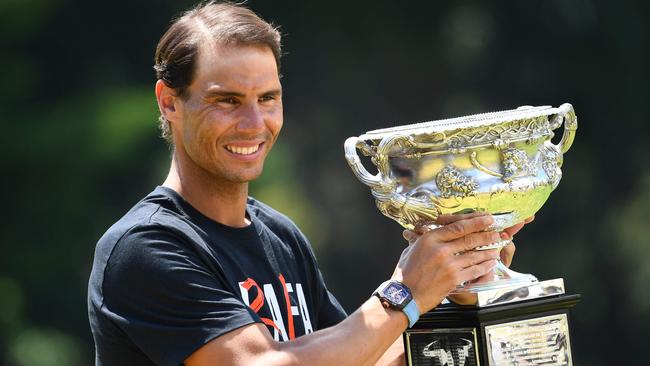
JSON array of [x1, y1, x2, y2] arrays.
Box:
[[153, 1, 282, 143]]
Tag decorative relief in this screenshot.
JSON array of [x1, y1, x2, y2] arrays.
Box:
[[436, 166, 479, 198], [444, 116, 551, 151], [469, 148, 534, 183], [374, 193, 441, 230], [501, 148, 534, 182], [541, 143, 563, 187]]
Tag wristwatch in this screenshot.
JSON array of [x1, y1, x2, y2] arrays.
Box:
[[373, 280, 420, 328]]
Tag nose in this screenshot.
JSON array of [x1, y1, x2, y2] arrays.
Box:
[[236, 103, 265, 132]]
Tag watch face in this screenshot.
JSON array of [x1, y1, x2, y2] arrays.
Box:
[[384, 283, 410, 305]]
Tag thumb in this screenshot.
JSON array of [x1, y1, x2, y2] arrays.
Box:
[[402, 230, 418, 244]]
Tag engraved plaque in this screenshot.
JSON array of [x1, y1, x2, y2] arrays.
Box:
[[485, 314, 573, 366], [406, 328, 480, 366]]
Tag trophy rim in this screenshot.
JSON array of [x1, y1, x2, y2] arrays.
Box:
[[360, 105, 557, 141]]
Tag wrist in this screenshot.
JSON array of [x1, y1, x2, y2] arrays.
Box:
[[373, 280, 420, 328], [370, 295, 409, 328]]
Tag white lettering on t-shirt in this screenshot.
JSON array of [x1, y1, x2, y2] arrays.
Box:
[[238, 282, 250, 304], [263, 283, 289, 341], [239, 277, 314, 339], [284, 283, 300, 317], [295, 283, 314, 334]]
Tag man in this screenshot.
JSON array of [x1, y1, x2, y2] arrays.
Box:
[[88, 2, 526, 365]]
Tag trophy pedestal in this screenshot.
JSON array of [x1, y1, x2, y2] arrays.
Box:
[[404, 286, 580, 366]]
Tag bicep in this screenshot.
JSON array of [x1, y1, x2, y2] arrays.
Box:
[[185, 323, 283, 366], [102, 227, 260, 365]]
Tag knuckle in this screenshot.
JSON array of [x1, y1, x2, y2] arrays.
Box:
[[472, 266, 484, 279], [446, 222, 465, 236], [433, 246, 451, 262], [462, 235, 474, 250], [448, 271, 461, 286]]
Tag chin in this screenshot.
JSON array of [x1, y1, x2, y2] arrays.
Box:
[[230, 169, 264, 183]]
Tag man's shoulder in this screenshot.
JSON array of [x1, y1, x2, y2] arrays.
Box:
[[89, 188, 204, 301], [247, 197, 302, 234], [98, 187, 192, 248]]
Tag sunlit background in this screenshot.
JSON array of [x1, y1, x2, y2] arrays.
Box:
[[2, 0, 649, 365]]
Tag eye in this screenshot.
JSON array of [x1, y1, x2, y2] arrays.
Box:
[[216, 97, 240, 106], [258, 95, 275, 103], [219, 97, 239, 104]]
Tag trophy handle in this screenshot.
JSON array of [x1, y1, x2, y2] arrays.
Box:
[[346, 135, 442, 229], [344, 136, 384, 189], [551, 103, 578, 154]]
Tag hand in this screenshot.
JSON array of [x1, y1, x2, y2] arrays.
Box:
[[498, 216, 534, 267], [402, 215, 535, 306], [393, 214, 501, 314]]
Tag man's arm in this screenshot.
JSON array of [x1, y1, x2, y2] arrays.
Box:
[[374, 337, 406, 366], [185, 215, 501, 366]]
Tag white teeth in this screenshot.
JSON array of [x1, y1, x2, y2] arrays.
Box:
[[226, 144, 260, 155]]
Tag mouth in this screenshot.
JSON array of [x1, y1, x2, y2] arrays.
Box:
[[224, 143, 263, 156]]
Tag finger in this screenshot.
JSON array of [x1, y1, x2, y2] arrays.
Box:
[[435, 211, 489, 226], [500, 242, 516, 267], [454, 248, 500, 269], [524, 216, 535, 224], [447, 230, 502, 253], [470, 269, 497, 284], [431, 215, 495, 242], [503, 222, 525, 238], [457, 259, 498, 284]]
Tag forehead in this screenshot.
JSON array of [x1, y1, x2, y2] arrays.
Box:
[[193, 44, 280, 91]]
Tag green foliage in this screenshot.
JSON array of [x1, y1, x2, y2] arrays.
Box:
[[9, 328, 80, 366], [615, 172, 650, 313]]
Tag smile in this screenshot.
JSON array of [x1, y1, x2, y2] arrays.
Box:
[[225, 144, 261, 155]]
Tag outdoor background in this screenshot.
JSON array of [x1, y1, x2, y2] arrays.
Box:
[[2, 0, 648, 365]]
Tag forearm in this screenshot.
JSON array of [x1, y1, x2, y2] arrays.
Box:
[[267, 296, 407, 366], [374, 337, 406, 366]]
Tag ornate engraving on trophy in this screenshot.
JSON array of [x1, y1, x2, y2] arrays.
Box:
[[500, 148, 534, 182], [541, 144, 563, 187], [406, 329, 479, 366], [485, 314, 573, 366], [436, 165, 479, 198], [444, 116, 552, 153], [468, 148, 535, 183]]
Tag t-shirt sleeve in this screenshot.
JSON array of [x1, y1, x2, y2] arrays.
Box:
[[100, 225, 259, 366]]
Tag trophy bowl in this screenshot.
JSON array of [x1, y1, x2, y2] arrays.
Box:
[[345, 104, 577, 297]]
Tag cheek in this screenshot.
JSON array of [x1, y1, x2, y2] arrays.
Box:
[[267, 105, 283, 136]]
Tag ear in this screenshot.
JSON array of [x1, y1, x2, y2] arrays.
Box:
[[155, 80, 182, 124]]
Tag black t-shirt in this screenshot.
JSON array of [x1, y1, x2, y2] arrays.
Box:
[[88, 186, 347, 366]]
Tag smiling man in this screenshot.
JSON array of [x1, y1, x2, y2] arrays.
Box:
[[87, 2, 522, 366]]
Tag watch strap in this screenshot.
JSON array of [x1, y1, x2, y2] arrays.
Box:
[[402, 299, 420, 328]]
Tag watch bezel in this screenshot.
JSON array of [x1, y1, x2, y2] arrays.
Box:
[[374, 280, 413, 310]]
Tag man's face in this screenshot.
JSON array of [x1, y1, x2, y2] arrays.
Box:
[[172, 44, 283, 184]]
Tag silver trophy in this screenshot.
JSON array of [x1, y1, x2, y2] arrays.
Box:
[[345, 104, 577, 306]]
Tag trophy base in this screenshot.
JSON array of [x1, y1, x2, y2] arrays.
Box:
[[449, 278, 566, 308], [404, 291, 580, 366]]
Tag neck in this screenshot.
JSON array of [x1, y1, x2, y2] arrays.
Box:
[[163, 152, 251, 228]]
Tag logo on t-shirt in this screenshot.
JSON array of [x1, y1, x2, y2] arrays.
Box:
[[239, 274, 314, 341]]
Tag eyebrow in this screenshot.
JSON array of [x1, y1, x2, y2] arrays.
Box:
[[203, 88, 282, 99]]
